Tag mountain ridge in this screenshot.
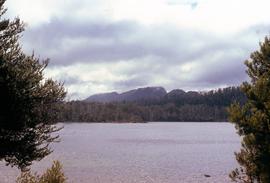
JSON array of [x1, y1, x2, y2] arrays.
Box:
[[61, 86, 246, 122], [85, 86, 167, 103]]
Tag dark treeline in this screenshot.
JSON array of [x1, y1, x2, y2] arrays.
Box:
[[59, 86, 246, 122]]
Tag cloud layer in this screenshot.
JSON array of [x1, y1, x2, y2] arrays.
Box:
[[5, 0, 270, 99]]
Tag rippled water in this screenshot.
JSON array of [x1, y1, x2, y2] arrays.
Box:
[[0, 122, 240, 183]]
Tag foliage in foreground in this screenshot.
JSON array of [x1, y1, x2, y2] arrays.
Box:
[[16, 161, 67, 183], [0, 0, 66, 170], [228, 37, 270, 182]]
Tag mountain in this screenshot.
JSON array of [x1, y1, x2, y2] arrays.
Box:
[[61, 86, 247, 122], [85, 92, 119, 103], [85, 87, 167, 103]]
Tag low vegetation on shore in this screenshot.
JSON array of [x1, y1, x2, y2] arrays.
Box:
[[16, 161, 67, 183]]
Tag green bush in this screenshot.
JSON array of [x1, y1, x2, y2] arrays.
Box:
[[16, 161, 67, 183]]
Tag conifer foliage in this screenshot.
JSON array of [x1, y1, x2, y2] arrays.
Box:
[[229, 37, 270, 182], [0, 0, 66, 170]]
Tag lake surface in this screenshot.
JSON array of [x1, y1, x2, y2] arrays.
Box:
[[0, 122, 240, 183]]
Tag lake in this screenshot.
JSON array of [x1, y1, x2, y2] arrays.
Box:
[[0, 122, 240, 183]]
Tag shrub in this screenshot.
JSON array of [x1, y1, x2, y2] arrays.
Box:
[[16, 161, 67, 183]]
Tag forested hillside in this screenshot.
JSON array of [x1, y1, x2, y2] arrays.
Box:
[[60, 86, 246, 122]]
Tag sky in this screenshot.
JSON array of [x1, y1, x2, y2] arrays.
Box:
[[5, 0, 270, 99]]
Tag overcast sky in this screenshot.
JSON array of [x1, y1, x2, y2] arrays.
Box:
[[5, 0, 270, 99]]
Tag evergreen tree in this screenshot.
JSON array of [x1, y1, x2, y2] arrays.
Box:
[[229, 37, 270, 182], [0, 0, 66, 170]]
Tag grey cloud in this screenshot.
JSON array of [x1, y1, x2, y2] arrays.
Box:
[[22, 19, 144, 64], [57, 75, 82, 85], [22, 18, 222, 66], [191, 55, 248, 85], [191, 2, 198, 9], [167, 0, 199, 9], [111, 77, 150, 91], [21, 18, 270, 98], [52, 41, 148, 65]]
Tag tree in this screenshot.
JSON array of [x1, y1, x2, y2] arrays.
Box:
[[228, 37, 270, 182], [0, 0, 66, 170]]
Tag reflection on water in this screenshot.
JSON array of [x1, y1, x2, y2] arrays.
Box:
[[0, 122, 240, 183]]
